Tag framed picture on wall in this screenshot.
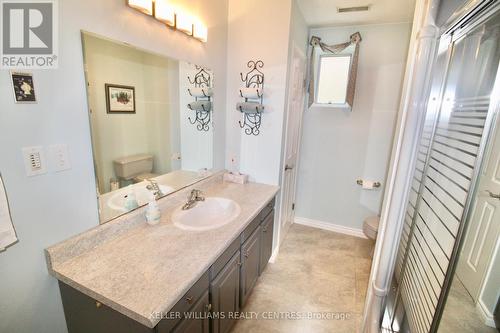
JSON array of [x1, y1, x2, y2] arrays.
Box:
[[10, 71, 37, 103], [105, 84, 136, 113]]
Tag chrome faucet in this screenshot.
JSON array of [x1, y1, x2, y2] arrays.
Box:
[[146, 179, 164, 199], [182, 189, 205, 210]]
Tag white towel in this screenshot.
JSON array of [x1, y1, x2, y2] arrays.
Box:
[[240, 87, 263, 99], [236, 102, 264, 113], [0, 174, 17, 251], [188, 87, 213, 97], [187, 101, 212, 111]]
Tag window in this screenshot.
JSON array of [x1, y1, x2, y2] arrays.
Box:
[[315, 54, 352, 105]]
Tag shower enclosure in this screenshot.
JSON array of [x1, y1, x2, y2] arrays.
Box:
[[383, 1, 500, 332]]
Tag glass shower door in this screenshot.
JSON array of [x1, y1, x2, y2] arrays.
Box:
[[384, 5, 500, 333]]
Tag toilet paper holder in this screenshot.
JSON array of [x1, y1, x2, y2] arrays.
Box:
[[356, 179, 381, 188]]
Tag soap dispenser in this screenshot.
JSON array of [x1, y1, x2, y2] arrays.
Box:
[[145, 192, 161, 226]]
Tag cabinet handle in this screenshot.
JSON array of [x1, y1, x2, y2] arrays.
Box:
[[95, 301, 102, 309], [205, 303, 212, 312], [244, 251, 249, 258], [263, 226, 268, 232], [186, 296, 193, 304], [237, 261, 242, 266]]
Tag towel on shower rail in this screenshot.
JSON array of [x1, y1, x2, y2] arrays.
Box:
[[0, 174, 17, 252]]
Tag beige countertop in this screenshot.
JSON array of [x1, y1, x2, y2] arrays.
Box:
[[45, 174, 279, 328]]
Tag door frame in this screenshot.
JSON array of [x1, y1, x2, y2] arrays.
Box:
[[274, 42, 307, 259]]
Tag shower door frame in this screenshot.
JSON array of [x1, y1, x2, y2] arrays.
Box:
[[385, 1, 500, 332]]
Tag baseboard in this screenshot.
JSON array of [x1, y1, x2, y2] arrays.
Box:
[[294, 217, 367, 239], [269, 246, 280, 263], [476, 300, 496, 328]]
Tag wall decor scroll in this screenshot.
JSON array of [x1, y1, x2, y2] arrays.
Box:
[[237, 60, 265, 136]]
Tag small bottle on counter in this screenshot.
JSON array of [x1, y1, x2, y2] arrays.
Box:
[[145, 192, 161, 225]]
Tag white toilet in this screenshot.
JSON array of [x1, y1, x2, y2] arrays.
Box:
[[363, 216, 380, 240], [113, 154, 159, 184]]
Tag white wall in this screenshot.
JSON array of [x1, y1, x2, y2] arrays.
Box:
[[288, 0, 309, 56], [295, 23, 411, 230], [0, 0, 228, 332], [225, 0, 293, 186]]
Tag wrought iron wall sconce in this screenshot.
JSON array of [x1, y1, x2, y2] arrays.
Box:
[[238, 60, 265, 136], [187, 66, 212, 131]]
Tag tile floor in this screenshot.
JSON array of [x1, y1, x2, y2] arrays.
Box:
[[438, 277, 497, 333], [231, 223, 375, 333]]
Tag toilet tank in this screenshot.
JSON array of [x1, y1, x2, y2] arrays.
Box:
[[113, 154, 153, 180]]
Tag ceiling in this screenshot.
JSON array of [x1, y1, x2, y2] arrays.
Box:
[[296, 0, 416, 27]]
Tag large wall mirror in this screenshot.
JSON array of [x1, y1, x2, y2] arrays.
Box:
[[81, 32, 216, 223]]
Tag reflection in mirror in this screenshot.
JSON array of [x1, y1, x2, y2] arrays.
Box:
[[81, 32, 215, 223], [439, 115, 500, 333]]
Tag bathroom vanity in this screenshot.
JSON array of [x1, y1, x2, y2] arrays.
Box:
[[45, 174, 278, 333]]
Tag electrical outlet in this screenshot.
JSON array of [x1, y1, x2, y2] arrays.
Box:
[[22, 146, 47, 177], [171, 152, 181, 160], [49, 144, 71, 172]]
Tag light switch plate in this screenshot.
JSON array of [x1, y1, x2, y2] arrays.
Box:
[[22, 146, 47, 176], [49, 144, 71, 172]]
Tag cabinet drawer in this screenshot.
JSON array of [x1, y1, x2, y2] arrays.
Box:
[[240, 198, 275, 243], [171, 290, 210, 333], [210, 237, 240, 279], [157, 272, 209, 332], [259, 198, 275, 223]]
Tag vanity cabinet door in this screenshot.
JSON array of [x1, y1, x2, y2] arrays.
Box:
[[259, 210, 274, 275], [211, 251, 241, 333], [171, 290, 210, 333], [58, 281, 153, 333], [240, 226, 261, 307]]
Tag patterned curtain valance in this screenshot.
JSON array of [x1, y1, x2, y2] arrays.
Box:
[[307, 32, 362, 108]]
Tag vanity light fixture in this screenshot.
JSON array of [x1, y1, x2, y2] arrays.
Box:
[[193, 21, 208, 42], [127, 0, 153, 15], [154, 0, 175, 26], [176, 13, 193, 35], [127, 1, 207, 42]]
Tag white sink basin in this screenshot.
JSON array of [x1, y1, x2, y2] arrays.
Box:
[[172, 197, 241, 231], [107, 182, 174, 212]]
